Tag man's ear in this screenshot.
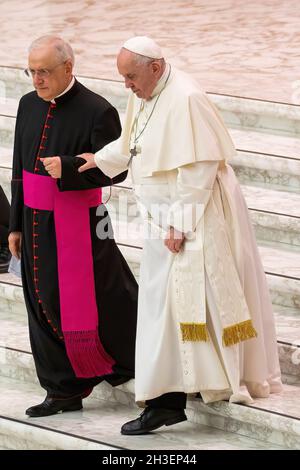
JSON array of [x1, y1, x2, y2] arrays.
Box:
[[65, 60, 73, 75], [151, 61, 161, 75]]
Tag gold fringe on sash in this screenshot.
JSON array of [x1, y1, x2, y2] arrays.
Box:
[[180, 322, 209, 342], [222, 319, 257, 347]]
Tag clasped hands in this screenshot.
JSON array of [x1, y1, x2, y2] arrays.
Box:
[[40, 156, 62, 178]]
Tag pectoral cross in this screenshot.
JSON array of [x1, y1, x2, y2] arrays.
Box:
[[128, 145, 141, 167]]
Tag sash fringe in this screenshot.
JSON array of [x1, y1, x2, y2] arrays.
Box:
[[180, 322, 209, 342], [222, 319, 257, 347], [64, 330, 115, 378]]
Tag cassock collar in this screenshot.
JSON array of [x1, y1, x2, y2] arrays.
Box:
[[150, 63, 171, 99], [53, 77, 81, 105], [52, 76, 75, 103]]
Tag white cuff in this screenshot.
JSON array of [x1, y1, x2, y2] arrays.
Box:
[[94, 139, 130, 178]]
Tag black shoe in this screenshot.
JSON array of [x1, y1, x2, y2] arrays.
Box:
[[25, 396, 83, 418], [121, 407, 187, 435], [0, 246, 11, 273]]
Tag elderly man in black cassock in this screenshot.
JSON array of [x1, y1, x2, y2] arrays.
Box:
[[9, 35, 138, 417]]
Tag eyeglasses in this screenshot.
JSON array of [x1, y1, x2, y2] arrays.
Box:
[[24, 61, 66, 79]]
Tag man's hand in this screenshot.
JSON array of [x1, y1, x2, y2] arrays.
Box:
[[77, 153, 96, 173], [164, 227, 185, 253], [8, 231, 22, 260], [40, 156, 62, 178]]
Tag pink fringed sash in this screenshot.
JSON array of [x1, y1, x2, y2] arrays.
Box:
[[23, 170, 115, 377]]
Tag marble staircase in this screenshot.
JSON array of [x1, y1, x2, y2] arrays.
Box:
[[0, 297, 299, 450], [0, 66, 300, 449]]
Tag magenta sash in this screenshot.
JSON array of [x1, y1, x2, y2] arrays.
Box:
[[23, 170, 115, 378]]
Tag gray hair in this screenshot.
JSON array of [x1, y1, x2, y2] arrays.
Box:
[[29, 35, 75, 66], [129, 51, 165, 67]]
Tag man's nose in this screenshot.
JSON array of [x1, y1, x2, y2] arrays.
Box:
[[33, 74, 43, 86]]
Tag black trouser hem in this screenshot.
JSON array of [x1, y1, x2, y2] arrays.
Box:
[[146, 392, 187, 410]]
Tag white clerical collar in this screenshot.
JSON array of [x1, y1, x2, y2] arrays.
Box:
[[51, 76, 75, 103], [150, 63, 171, 99]]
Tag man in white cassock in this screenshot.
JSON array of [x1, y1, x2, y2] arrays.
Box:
[[78, 36, 282, 435]]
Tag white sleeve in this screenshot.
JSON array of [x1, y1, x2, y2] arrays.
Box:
[[94, 137, 131, 178], [167, 161, 219, 235]]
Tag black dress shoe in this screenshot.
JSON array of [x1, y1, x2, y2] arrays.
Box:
[[26, 396, 83, 418], [121, 407, 187, 435]]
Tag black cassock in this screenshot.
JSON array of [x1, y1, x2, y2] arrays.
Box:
[[10, 79, 138, 397]]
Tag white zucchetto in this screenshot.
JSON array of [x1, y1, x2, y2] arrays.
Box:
[[122, 36, 163, 59]]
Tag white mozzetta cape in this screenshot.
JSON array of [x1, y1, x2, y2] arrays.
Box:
[[119, 67, 236, 176]]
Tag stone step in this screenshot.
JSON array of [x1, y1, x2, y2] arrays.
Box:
[[3, 149, 300, 197], [116, 228, 300, 310], [1, 273, 299, 380], [230, 129, 300, 191], [236, 185, 300, 247], [276, 306, 300, 380], [0, 378, 290, 450], [1, 179, 300, 307], [230, 128, 300, 160], [0, 101, 300, 161], [103, 181, 300, 249], [2, 149, 300, 250], [0, 146, 11, 165], [232, 154, 300, 193], [0, 285, 299, 449], [215, 95, 300, 137], [1, 103, 300, 157], [1, 89, 300, 196], [1, 92, 300, 150], [0, 65, 299, 136], [0, 97, 18, 118], [0, 115, 15, 148], [258, 243, 300, 308], [0, 338, 299, 450]]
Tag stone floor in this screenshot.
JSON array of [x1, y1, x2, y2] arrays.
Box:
[[0, 377, 287, 450], [0, 0, 299, 104]]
